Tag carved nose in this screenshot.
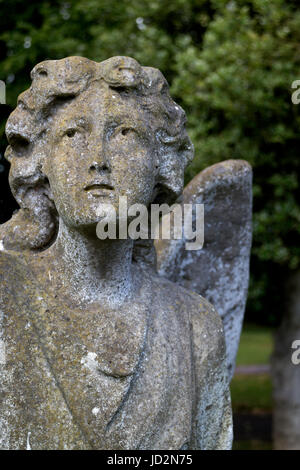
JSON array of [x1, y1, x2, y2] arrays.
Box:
[[89, 161, 109, 173]]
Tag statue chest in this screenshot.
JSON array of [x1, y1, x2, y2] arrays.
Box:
[[0, 282, 194, 449]]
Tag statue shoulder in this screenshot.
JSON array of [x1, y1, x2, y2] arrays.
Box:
[[152, 276, 232, 449], [172, 287, 226, 362], [186, 289, 226, 364], [185, 288, 232, 449], [180, 288, 232, 450], [153, 274, 226, 364]]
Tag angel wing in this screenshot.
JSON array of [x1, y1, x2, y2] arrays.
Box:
[[155, 160, 252, 380]]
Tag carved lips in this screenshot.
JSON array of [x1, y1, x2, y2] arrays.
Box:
[[84, 181, 114, 197]]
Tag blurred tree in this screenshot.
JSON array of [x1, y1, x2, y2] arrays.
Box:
[[171, 0, 300, 325], [271, 270, 300, 449], [0, 0, 216, 223], [170, 0, 300, 449]]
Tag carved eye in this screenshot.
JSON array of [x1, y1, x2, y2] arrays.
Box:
[[120, 127, 135, 137], [65, 128, 77, 138]]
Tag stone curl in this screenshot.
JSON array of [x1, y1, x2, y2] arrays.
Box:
[[1, 56, 194, 254]]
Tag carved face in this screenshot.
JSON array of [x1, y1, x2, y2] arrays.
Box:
[[43, 81, 158, 227]]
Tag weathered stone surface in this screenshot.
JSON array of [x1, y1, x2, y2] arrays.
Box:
[[156, 160, 253, 380], [0, 56, 232, 449]]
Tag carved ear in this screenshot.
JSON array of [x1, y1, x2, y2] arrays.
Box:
[[1, 151, 57, 252]]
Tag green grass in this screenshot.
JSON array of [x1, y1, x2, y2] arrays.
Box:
[[231, 323, 274, 413], [233, 440, 273, 450], [235, 323, 274, 366], [231, 374, 273, 412]]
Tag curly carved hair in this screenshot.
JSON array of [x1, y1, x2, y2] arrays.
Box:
[[1, 56, 194, 260]]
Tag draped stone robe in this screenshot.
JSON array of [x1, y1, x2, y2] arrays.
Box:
[[0, 249, 232, 450]]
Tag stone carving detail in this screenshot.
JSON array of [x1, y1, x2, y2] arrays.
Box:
[[156, 160, 253, 380], [0, 56, 234, 450]]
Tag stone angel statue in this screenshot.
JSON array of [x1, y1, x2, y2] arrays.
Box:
[[0, 56, 251, 450], [155, 159, 252, 380]]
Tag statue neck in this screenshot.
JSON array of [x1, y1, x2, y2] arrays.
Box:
[[53, 218, 134, 308]]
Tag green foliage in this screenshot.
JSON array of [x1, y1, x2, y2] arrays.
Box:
[[232, 440, 272, 450], [235, 324, 274, 366], [231, 323, 273, 412], [0, 0, 299, 324], [0, 0, 213, 106], [170, 1, 300, 323]]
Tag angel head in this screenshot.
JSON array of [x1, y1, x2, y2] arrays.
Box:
[[3, 56, 193, 250]]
